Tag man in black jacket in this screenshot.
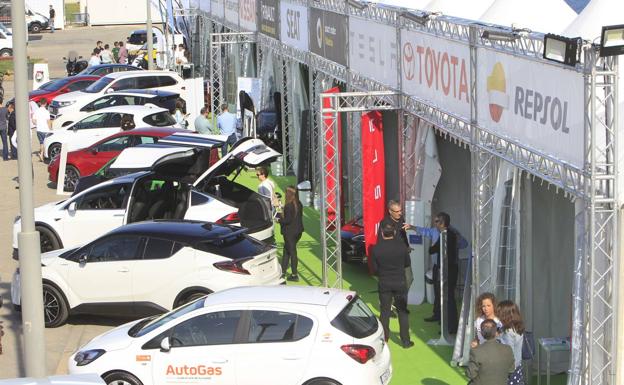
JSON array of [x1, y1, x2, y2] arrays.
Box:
[[372, 222, 414, 348]]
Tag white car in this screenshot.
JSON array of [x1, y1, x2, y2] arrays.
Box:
[[68, 286, 392, 385], [12, 137, 280, 256], [43, 104, 178, 159], [11, 220, 283, 328], [50, 70, 186, 122], [0, 374, 104, 385]]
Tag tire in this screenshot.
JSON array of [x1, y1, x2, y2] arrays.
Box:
[[0, 49, 12, 58], [304, 379, 341, 385], [48, 143, 62, 160], [36, 225, 61, 253], [174, 290, 211, 308], [103, 371, 143, 385], [42, 283, 69, 328], [63, 165, 80, 192], [29, 23, 42, 33]]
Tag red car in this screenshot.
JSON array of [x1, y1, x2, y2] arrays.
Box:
[[29, 75, 100, 104], [48, 127, 186, 191]]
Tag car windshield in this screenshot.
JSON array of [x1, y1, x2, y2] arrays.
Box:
[[84, 77, 114, 93], [129, 297, 206, 338], [38, 78, 72, 91]]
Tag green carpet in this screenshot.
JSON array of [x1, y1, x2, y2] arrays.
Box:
[[237, 169, 567, 385]]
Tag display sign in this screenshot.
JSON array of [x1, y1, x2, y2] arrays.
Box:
[[259, 0, 279, 39], [322, 87, 342, 225], [477, 49, 585, 168], [310, 8, 348, 66], [280, 1, 308, 51], [239, 0, 257, 32], [224, 0, 239, 27], [211, 0, 224, 19], [401, 29, 471, 120], [349, 17, 398, 89], [361, 111, 386, 274]]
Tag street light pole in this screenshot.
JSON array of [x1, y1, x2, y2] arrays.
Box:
[[12, 0, 47, 377], [147, 0, 154, 70]]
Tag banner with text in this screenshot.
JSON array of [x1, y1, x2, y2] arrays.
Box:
[[259, 0, 279, 39], [239, 0, 257, 32], [280, 1, 308, 51], [361, 111, 386, 273], [476, 49, 585, 168], [400, 29, 471, 120], [210, 0, 224, 19], [349, 17, 398, 89], [322, 87, 342, 226], [310, 8, 348, 66], [224, 0, 239, 27]]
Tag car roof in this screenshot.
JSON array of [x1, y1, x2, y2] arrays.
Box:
[[91, 104, 169, 115], [102, 70, 180, 80], [110, 89, 179, 98], [107, 220, 246, 245], [67, 75, 100, 81], [86, 127, 184, 146], [109, 146, 196, 170], [86, 64, 138, 70], [203, 286, 356, 308]]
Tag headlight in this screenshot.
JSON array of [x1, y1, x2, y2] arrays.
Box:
[[14, 215, 20, 224], [57, 100, 76, 107], [74, 349, 106, 366]]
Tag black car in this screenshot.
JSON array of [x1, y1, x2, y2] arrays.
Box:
[[77, 64, 142, 77]]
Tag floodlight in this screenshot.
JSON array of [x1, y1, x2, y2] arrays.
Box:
[[401, 11, 429, 26], [599, 24, 624, 57], [543, 34, 579, 66], [347, 0, 368, 10], [481, 29, 519, 42]]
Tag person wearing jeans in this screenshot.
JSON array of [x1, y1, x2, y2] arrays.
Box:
[[276, 186, 303, 282], [216, 104, 237, 157]]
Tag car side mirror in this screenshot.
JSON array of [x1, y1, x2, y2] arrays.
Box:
[[78, 253, 88, 265], [68, 201, 77, 213], [160, 337, 171, 352]]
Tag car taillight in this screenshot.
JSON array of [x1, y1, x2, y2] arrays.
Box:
[[341, 345, 376, 364], [213, 259, 251, 275], [216, 212, 239, 224]]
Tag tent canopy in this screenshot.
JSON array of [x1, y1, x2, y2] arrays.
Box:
[[425, 0, 496, 21], [480, 0, 577, 34], [561, 0, 623, 41]]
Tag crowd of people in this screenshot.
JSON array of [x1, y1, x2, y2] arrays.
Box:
[[88, 40, 129, 66]]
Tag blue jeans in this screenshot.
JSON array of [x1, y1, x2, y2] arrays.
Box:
[[0, 129, 8, 160], [221, 133, 237, 157]]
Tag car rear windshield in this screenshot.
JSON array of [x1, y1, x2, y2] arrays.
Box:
[[39, 78, 72, 91], [84, 77, 114, 93], [143, 111, 176, 127], [330, 296, 378, 339], [194, 235, 272, 259]]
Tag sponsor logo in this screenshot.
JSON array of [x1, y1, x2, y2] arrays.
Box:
[[316, 17, 323, 48], [285, 8, 301, 40], [240, 0, 256, 23], [486, 62, 506, 123], [166, 365, 222, 376], [136, 355, 151, 362]]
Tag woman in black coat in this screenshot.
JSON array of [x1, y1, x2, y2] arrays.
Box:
[[276, 185, 304, 281]]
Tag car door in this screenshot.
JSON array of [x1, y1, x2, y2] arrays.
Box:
[[64, 234, 142, 304], [61, 182, 132, 247], [67, 113, 119, 151], [82, 135, 132, 175], [235, 309, 316, 385], [151, 310, 241, 385]]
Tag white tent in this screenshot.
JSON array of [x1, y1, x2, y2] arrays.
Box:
[[368, 0, 431, 11], [561, 0, 623, 41], [479, 0, 577, 34], [424, 0, 496, 21]]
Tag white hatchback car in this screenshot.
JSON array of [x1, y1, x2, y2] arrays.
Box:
[[11, 221, 283, 328], [43, 105, 179, 159], [50, 71, 186, 121], [68, 286, 392, 385]]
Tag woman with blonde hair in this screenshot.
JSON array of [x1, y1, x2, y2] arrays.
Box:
[[471, 292, 503, 347], [276, 185, 304, 281], [497, 300, 526, 385]]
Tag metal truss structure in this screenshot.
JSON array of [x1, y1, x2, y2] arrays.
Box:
[[319, 91, 400, 288]]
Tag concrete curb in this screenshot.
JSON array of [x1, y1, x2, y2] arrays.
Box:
[[54, 324, 85, 375]]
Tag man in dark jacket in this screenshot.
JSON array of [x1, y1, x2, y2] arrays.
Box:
[[466, 319, 515, 385], [372, 222, 413, 348], [377, 200, 410, 248]]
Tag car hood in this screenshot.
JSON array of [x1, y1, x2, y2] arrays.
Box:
[[79, 319, 141, 352], [35, 200, 65, 215], [53, 91, 87, 103], [40, 247, 74, 266]]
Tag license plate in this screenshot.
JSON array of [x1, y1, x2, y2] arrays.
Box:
[[380, 368, 391, 385]]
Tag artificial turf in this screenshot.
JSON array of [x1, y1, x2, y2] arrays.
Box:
[[237, 169, 567, 385]]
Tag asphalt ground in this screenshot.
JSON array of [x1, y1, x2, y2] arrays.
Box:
[[0, 24, 144, 379]]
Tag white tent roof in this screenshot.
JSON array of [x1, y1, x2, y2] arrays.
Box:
[[480, 0, 577, 34], [561, 0, 624, 41], [368, 0, 431, 11], [424, 0, 496, 20]]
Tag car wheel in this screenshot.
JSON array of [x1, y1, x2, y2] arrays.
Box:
[[42, 283, 68, 328], [36, 225, 61, 253], [63, 166, 80, 192], [0, 49, 12, 58], [103, 372, 143, 385], [29, 23, 42, 33], [48, 143, 62, 159], [304, 378, 341, 385]]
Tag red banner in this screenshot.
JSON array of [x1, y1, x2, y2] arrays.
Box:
[[322, 87, 342, 227], [361, 111, 385, 274]]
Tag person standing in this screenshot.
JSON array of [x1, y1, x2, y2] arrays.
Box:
[[49, 5, 55, 33], [216, 104, 237, 157], [276, 186, 304, 282], [466, 319, 516, 385], [112, 41, 120, 63], [175, 44, 188, 65], [173, 100, 189, 129], [257, 165, 279, 212], [7, 102, 16, 159], [88, 49, 101, 67], [193, 107, 213, 134], [378, 200, 411, 248], [472, 292, 503, 347], [0, 98, 8, 161], [34, 98, 52, 162], [118, 42, 128, 64], [497, 300, 526, 385], [100, 44, 113, 64], [372, 221, 414, 348]]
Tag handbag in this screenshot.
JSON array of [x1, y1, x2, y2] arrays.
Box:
[[522, 331, 535, 360]]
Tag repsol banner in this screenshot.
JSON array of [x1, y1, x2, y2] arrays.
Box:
[[361, 111, 386, 274], [259, 0, 279, 39], [477, 48, 585, 168], [310, 8, 348, 66], [211, 0, 224, 19], [401, 29, 471, 121]]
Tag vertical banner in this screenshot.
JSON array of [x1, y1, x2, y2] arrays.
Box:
[[239, 0, 257, 32], [361, 111, 385, 273], [309, 9, 348, 66], [322, 87, 342, 226], [259, 0, 280, 39]]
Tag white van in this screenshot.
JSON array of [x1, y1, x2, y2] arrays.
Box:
[[25, 5, 49, 33], [0, 29, 12, 58]]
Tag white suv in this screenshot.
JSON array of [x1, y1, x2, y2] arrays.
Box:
[[51, 71, 186, 120], [11, 221, 283, 327], [68, 286, 392, 385]]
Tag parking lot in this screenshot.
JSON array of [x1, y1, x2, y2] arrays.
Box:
[[0, 24, 141, 378]]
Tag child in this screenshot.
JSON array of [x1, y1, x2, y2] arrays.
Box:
[[472, 292, 503, 347]]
